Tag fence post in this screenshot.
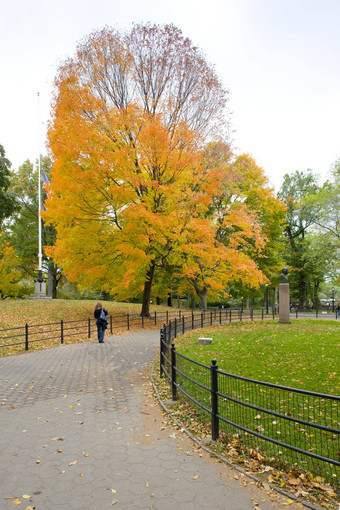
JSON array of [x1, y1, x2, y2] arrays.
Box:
[[171, 343, 177, 401], [219, 310, 222, 324], [127, 313, 130, 331], [229, 310, 232, 323], [210, 311, 213, 325], [251, 308, 253, 321], [25, 324, 29, 351], [240, 309, 243, 322], [201, 312, 204, 328], [166, 310, 169, 323], [61, 320, 64, 344], [182, 316, 185, 335], [160, 328, 165, 378], [88, 318, 91, 338], [296, 307, 298, 319], [211, 359, 219, 440], [262, 308, 264, 320], [154, 311, 157, 326], [110, 315, 113, 334], [174, 317, 177, 338], [192, 311, 194, 330], [142, 314, 144, 328], [272, 307, 275, 320]]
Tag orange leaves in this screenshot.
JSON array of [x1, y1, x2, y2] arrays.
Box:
[[43, 26, 281, 309]]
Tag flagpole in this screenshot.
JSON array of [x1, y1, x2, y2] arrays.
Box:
[[37, 92, 43, 282]]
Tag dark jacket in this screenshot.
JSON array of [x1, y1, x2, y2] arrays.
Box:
[[94, 307, 108, 321]]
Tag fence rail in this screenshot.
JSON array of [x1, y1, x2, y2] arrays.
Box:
[[0, 307, 280, 352], [1, 305, 336, 353], [160, 312, 340, 485]]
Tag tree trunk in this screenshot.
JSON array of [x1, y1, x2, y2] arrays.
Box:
[[141, 262, 156, 317], [47, 264, 53, 298], [191, 279, 208, 311], [313, 280, 320, 309], [302, 280, 308, 309], [195, 286, 208, 310], [199, 289, 208, 310], [48, 261, 62, 299]]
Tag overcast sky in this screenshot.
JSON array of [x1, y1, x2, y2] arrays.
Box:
[[1, 0, 339, 191]]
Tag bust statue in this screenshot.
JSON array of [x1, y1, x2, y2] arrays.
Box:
[[280, 267, 289, 283]]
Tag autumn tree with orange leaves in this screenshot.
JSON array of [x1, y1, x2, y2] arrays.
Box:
[[169, 144, 285, 309], [43, 24, 278, 315]]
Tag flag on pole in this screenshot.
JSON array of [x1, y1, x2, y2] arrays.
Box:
[[41, 171, 50, 211], [42, 170, 50, 187]]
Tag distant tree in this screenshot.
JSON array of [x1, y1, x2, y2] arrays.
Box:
[[0, 144, 17, 224], [229, 155, 286, 283], [278, 170, 331, 308], [312, 161, 340, 247], [0, 232, 22, 299], [9, 158, 62, 298], [172, 149, 285, 309]]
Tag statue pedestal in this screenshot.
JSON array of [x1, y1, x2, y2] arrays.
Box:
[[278, 283, 291, 324], [34, 280, 47, 298], [29, 275, 52, 300]]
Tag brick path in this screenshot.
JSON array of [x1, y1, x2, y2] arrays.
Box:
[[0, 330, 303, 509]]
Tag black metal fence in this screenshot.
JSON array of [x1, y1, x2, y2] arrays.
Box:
[[0, 307, 279, 352], [160, 313, 340, 484], [292, 307, 339, 320]]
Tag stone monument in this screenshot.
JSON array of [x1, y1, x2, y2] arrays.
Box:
[[30, 270, 50, 299], [278, 267, 291, 324]]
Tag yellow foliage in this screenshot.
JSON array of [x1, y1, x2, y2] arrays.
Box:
[[42, 30, 283, 307], [0, 234, 22, 299]]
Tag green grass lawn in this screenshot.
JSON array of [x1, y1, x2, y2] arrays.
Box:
[[166, 320, 340, 485], [175, 320, 340, 395]]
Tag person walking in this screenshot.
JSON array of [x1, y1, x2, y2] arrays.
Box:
[[94, 302, 108, 343]]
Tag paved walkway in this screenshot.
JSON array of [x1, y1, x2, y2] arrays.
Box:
[[0, 330, 303, 510]]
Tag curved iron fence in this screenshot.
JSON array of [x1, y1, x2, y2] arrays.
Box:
[[0, 307, 278, 352], [160, 313, 340, 485]]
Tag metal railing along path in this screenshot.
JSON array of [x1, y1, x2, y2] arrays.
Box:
[[0, 307, 278, 352], [159, 312, 340, 485]]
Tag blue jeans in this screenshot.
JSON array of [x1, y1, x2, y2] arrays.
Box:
[[96, 319, 106, 342]]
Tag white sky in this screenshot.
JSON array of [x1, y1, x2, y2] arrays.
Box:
[[1, 0, 339, 191]]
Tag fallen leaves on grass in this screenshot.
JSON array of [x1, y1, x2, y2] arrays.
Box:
[[154, 375, 340, 510]]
